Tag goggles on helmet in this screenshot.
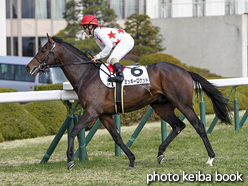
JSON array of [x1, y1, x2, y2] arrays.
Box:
[[83, 25, 88, 30]]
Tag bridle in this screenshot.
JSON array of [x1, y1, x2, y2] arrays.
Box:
[[33, 41, 113, 90], [34, 41, 95, 72], [34, 42, 57, 73]]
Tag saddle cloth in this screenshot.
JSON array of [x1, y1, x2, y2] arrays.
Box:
[[99, 64, 150, 88]]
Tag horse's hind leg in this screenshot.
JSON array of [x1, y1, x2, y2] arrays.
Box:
[[99, 115, 135, 169], [180, 105, 215, 166], [150, 102, 186, 164]]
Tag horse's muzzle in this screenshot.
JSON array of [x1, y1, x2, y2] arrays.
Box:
[[25, 64, 39, 76], [25, 65, 30, 73]]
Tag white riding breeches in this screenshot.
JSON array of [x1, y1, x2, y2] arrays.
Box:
[[107, 33, 134, 64]]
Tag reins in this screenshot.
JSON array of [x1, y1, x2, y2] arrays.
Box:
[[47, 60, 93, 68], [34, 41, 113, 90], [47, 60, 95, 91], [87, 51, 113, 77], [34, 41, 93, 70]]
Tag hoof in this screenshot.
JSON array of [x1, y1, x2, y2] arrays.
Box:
[[127, 166, 135, 170], [157, 155, 164, 164], [206, 157, 214, 167], [67, 161, 74, 170]]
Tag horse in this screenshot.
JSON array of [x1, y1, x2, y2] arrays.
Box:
[[26, 34, 231, 170]]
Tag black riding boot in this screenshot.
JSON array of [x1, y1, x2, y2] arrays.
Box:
[[109, 63, 124, 82]]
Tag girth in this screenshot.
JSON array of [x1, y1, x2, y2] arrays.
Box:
[[114, 82, 124, 114]]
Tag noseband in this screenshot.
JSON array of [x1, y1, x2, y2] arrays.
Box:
[[34, 42, 57, 73]]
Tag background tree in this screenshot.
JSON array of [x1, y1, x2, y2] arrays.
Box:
[[124, 14, 165, 52], [56, 0, 82, 43], [82, 0, 118, 27], [56, 1, 164, 58], [56, 0, 119, 55]]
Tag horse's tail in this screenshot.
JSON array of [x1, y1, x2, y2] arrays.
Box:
[[188, 71, 231, 125]]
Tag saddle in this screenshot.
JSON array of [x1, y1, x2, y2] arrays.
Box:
[[99, 64, 150, 114]]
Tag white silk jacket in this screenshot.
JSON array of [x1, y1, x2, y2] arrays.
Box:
[[93, 27, 133, 60]]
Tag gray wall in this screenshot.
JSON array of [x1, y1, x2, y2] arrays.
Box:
[[151, 15, 248, 77]]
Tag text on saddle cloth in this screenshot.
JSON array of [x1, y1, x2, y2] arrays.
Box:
[[99, 64, 150, 88]]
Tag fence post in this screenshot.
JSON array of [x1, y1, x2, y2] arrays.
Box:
[[207, 87, 233, 134], [77, 127, 87, 162], [126, 107, 154, 148], [40, 115, 72, 163], [76, 107, 88, 162], [73, 119, 102, 159], [234, 87, 240, 132], [239, 108, 248, 128], [234, 100, 239, 132], [161, 119, 167, 142], [200, 90, 206, 130], [115, 114, 121, 156], [40, 101, 80, 163]]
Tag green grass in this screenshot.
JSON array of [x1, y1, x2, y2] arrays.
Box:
[[0, 112, 248, 186]]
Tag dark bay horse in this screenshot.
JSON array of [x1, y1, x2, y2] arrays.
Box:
[[26, 34, 230, 170]]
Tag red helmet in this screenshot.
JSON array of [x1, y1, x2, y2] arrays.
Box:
[[79, 14, 98, 26]]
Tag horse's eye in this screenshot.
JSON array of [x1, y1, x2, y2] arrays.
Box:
[[41, 50, 46, 53]]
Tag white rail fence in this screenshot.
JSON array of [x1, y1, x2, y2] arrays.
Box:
[[0, 82, 78, 103], [1, 78, 248, 103], [1, 77, 248, 162]]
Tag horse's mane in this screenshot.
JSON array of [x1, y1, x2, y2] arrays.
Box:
[[52, 36, 91, 60]]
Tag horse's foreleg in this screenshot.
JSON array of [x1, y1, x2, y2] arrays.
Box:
[[67, 109, 98, 170], [99, 115, 135, 169], [151, 102, 186, 164]]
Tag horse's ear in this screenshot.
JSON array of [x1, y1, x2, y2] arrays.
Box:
[[47, 33, 55, 45]]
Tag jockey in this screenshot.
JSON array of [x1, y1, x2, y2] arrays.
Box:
[[80, 14, 134, 82]]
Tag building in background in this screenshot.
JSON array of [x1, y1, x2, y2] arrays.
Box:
[[4, 0, 67, 57], [110, 0, 248, 77], [0, 0, 6, 56], [108, 0, 248, 18], [1, 0, 248, 77], [149, 0, 248, 77]]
